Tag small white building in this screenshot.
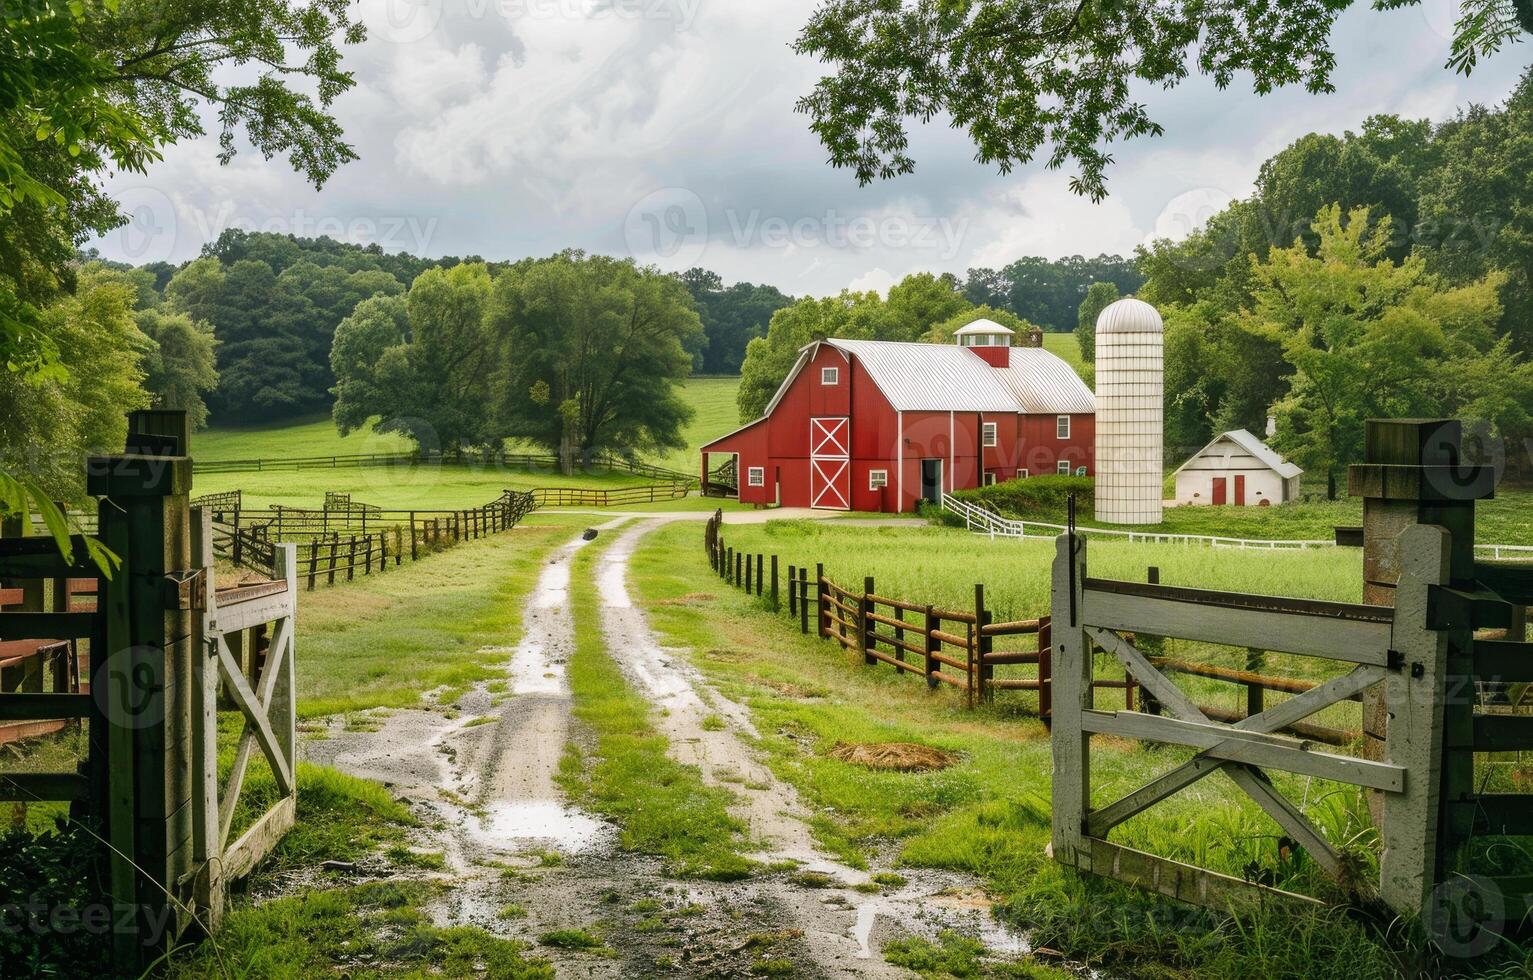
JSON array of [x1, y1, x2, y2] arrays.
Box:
[[1173, 429, 1302, 506]]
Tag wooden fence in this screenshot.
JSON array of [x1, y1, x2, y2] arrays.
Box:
[[194, 447, 700, 486], [703, 510, 1131, 713], [212, 489, 537, 589], [0, 410, 300, 971]]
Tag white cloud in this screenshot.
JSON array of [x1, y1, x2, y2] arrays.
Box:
[[87, 0, 1529, 297]]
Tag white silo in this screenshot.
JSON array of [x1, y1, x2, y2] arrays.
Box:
[[1094, 298, 1164, 524]]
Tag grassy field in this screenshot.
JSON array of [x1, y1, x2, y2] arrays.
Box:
[[1041, 331, 1086, 373], [197, 376, 742, 468], [628, 520, 1428, 979], [965, 481, 1533, 545], [713, 519, 1361, 622], [191, 377, 745, 510]]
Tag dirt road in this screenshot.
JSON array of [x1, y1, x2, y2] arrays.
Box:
[[305, 518, 1026, 977]]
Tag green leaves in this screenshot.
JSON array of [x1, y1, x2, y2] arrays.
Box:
[[0, 469, 119, 576], [795, 1, 1525, 198]]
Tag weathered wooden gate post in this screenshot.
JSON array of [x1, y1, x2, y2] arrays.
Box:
[[1350, 419, 1493, 823], [88, 409, 196, 969], [1048, 532, 1090, 869]]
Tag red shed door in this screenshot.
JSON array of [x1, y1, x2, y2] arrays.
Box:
[[1211, 477, 1227, 505], [809, 417, 850, 510]]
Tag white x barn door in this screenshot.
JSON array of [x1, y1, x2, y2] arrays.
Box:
[[809, 417, 850, 510]]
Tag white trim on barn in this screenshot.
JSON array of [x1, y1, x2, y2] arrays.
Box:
[[1173, 429, 1303, 507]]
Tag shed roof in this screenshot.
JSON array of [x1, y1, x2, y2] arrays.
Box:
[[1173, 429, 1303, 480], [952, 318, 1015, 336], [759, 338, 1095, 418]]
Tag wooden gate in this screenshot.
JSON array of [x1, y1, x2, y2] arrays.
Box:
[[0, 410, 299, 971], [1049, 525, 1456, 916], [810, 417, 850, 510]]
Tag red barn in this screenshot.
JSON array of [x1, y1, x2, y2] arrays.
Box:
[[700, 320, 1096, 512]]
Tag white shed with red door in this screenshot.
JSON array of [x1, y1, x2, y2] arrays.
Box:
[[1172, 429, 1302, 506]]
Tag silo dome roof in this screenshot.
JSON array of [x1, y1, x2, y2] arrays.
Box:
[[1096, 297, 1163, 334], [952, 318, 1015, 336]]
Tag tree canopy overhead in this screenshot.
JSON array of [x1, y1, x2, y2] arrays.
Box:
[[794, 0, 1530, 200]]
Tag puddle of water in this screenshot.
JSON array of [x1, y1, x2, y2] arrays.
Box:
[[467, 800, 610, 854]]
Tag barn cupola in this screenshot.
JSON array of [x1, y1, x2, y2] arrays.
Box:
[[952, 318, 1013, 368]]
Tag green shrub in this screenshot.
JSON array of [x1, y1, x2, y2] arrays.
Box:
[[953, 475, 1092, 519]]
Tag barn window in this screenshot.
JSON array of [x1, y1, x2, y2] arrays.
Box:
[[869, 469, 888, 490], [747, 466, 764, 487], [1018, 468, 1029, 479], [984, 472, 998, 486], [1056, 415, 1071, 439], [1057, 460, 1072, 475], [821, 366, 839, 385], [982, 422, 997, 447]]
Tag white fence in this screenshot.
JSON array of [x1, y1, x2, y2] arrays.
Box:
[[939, 492, 1529, 557]]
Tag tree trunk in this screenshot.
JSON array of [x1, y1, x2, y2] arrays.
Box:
[[1327, 468, 1337, 501]]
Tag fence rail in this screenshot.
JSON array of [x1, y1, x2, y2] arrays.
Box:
[[213, 490, 537, 589], [940, 491, 1526, 557], [193, 447, 699, 485]]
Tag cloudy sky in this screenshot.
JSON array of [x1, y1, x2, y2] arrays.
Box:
[[91, 0, 1528, 296]]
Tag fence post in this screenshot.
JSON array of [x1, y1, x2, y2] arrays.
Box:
[[799, 570, 810, 634], [787, 564, 797, 616], [1049, 533, 1091, 873], [923, 604, 939, 689], [770, 555, 779, 609], [726, 547, 733, 585], [410, 513, 418, 561], [232, 511, 243, 566], [1245, 649, 1265, 719], [1379, 524, 1452, 919], [735, 550, 743, 589], [745, 552, 753, 594], [328, 535, 340, 586], [861, 576, 876, 666], [815, 563, 827, 638], [975, 583, 993, 703], [756, 554, 764, 598]]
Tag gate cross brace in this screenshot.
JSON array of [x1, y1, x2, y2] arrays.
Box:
[[213, 616, 294, 848], [1084, 628, 1385, 881]]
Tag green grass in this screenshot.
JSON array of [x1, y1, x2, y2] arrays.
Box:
[[554, 533, 755, 880], [295, 519, 585, 716], [647, 376, 742, 471], [628, 519, 1513, 979], [960, 474, 1533, 545], [197, 414, 416, 461], [712, 518, 1361, 623], [1041, 332, 1087, 375], [165, 880, 554, 978]]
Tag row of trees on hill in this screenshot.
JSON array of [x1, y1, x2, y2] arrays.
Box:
[[330, 251, 701, 472]]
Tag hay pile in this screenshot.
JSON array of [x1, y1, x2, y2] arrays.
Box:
[[829, 742, 959, 772]]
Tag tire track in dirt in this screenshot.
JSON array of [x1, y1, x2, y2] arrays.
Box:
[[595, 518, 1032, 976]]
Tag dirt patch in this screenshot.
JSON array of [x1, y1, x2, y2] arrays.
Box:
[[649, 592, 717, 606], [830, 742, 961, 772]]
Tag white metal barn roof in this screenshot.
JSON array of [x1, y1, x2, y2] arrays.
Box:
[[1173, 429, 1303, 479], [762, 338, 1095, 416]]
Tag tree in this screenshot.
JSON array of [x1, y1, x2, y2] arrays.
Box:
[[738, 290, 902, 420], [1075, 282, 1119, 364], [136, 308, 218, 429], [1248, 205, 1521, 497], [1416, 69, 1533, 351], [0, 267, 150, 500], [886, 272, 969, 335], [794, 0, 1528, 199], [491, 253, 701, 472], [679, 268, 793, 375]]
